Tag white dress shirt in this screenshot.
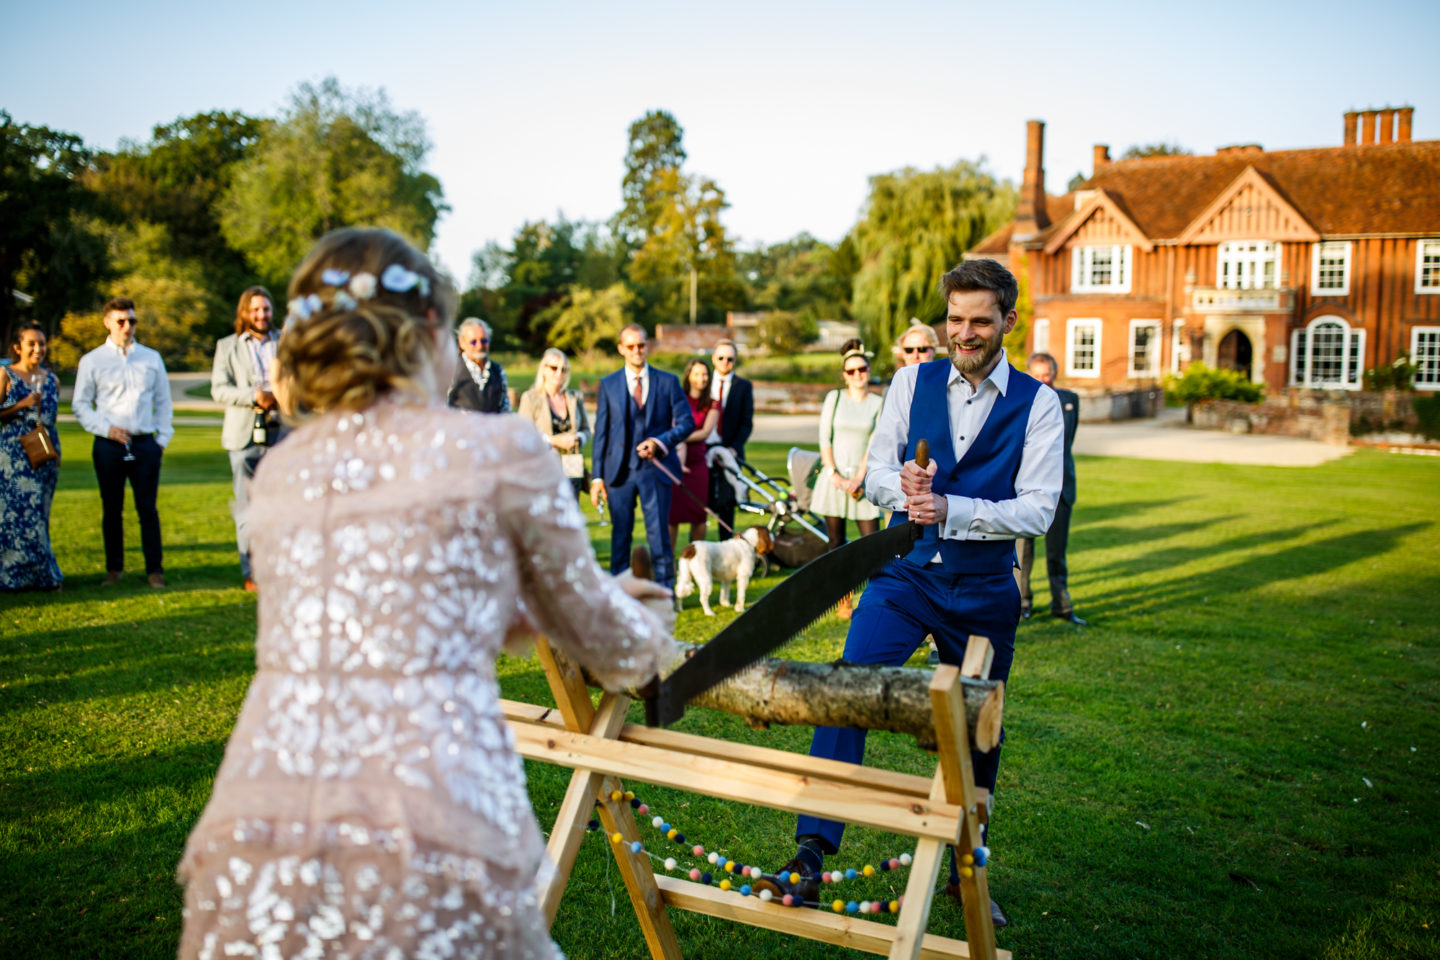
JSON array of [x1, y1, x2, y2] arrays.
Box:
[[706, 372, 733, 445], [624, 366, 650, 406], [241, 331, 277, 391], [866, 361, 1063, 545], [73, 339, 174, 448]]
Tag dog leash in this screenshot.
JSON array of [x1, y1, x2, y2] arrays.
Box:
[[649, 458, 737, 536]]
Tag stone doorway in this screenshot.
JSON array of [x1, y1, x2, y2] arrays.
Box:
[[1217, 329, 1253, 379]]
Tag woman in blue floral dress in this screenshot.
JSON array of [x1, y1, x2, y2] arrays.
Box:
[[0, 322, 63, 591]]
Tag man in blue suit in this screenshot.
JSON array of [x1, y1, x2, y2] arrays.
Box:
[[760, 259, 1064, 928], [589, 324, 693, 589]]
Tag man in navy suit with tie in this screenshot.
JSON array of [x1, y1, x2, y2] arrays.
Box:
[[589, 324, 693, 588], [762, 259, 1064, 929]]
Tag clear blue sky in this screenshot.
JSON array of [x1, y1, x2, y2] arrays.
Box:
[[6, 0, 1439, 283]]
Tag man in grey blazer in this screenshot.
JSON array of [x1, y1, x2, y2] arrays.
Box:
[[1018, 352, 1085, 624], [210, 286, 282, 591]]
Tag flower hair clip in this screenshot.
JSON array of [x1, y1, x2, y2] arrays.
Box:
[[381, 264, 430, 297], [285, 263, 430, 325]]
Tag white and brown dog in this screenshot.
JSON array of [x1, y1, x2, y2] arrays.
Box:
[[674, 526, 774, 616]]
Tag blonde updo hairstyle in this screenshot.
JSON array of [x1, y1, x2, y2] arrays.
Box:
[[278, 227, 458, 413]]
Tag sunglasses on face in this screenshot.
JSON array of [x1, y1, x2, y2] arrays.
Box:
[[714, 355, 734, 363], [902, 345, 934, 354], [542, 363, 565, 371], [844, 366, 869, 375], [620, 341, 647, 351], [113, 316, 137, 326], [464, 337, 490, 346]]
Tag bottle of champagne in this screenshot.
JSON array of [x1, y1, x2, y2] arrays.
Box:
[[252, 407, 269, 446]]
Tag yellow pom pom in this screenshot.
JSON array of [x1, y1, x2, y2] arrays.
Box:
[[863, 864, 875, 877], [610, 790, 622, 802], [961, 853, 974, 866], [610, 832, 623, 844], [720, 879, 732, 891], [667, 828, 678, 840], [888, 900, 899, 914], [789, 872, 800, 884], [725, 862, 735, 873], [832, 900, 845, 913], [960, 866, 973, 878], [624, 790, 635, 800]]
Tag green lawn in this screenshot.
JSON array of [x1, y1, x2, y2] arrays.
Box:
[[2, 423, 1437, 959]]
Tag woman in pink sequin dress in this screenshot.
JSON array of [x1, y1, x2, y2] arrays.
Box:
[[177, 228, 677, 960]]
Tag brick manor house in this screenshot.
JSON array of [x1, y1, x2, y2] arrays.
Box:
[[971, 107, 1440, 393]]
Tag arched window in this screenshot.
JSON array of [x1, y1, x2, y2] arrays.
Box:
[[1290, 316, 1364, 389]]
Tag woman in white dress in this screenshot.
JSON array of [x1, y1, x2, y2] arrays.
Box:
[[177, 228, 677, 959], [810, 341, 883, 618]]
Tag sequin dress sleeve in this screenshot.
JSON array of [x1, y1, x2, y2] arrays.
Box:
[[177, 399, 674, 960]]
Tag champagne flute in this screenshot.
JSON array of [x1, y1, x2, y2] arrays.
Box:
[[123, 442, 136, 462]]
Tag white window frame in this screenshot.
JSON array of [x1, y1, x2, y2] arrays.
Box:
[[1289, 315, 1365, 390], [1171, 321, 1187, 373], [1128, 319, 1162, 378], [1071, 245, 1132, 294], [1066, 318, 1102, 379], [1416, 239, 1440, 294], [1309, 241, 1351, 297], [1412, 326, 1440, 390], [1032, 317, 1050, 354], [1218, 240, 1282, 290]]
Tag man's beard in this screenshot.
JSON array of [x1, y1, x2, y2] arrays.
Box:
[[949, 334, 1005, 375]]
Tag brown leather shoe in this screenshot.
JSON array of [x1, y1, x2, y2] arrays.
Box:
[[243, 578, 259, 593], [102, 571, 123, 586], [942, 882, 1008, 929], [147, 573, 167, 589], [751, 857, 819, 906]]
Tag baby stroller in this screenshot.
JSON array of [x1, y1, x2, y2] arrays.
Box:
[[706, 446, 830, 568]]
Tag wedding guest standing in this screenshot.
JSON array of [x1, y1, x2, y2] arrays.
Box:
[[668, 358, 719, 550], [447, 317, 510, 412], [0, 322, 63, 591], [811, 340, 883, 618], [178, 227, 676, 960], [517, 347, 592, 500], [705, 339, 752, 540], [210, 286, 282, 592], [72, 297, 173, 588]]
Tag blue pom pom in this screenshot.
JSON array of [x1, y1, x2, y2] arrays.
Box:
[[630, 798, 641, 808], [975, 846, 989, 866], [675, 833, 686, 844], [740, 885, 752, 896], [879, 860, 890, 871], [845, 868, 857, 880], [662, 823, 671, 833], [701, 872, 713, 885], [586, 819, 599, 831], [845, 900, 859, 913], [630, 841, 643, 854]]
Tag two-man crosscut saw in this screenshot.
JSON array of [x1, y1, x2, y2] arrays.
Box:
[[644, 440, 932, 728]]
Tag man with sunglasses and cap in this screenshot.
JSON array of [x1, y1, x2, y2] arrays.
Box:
[[73, 296, 174, 589], [447, 317, 510, 413]]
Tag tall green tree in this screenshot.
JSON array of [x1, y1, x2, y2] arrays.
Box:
[[740, 232, 856, 322], [614, 110, 687, 248], [218, 77, 446, 281], [1120, 141, 1191, 159], [0, 112, 107, 340], [849, 160, 1015, 359]]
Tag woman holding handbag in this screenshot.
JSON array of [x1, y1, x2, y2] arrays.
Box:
[[0, 322, 63, 591], [517, 347, 592, 501]]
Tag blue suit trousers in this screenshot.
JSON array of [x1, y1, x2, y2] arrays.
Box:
[[606, 465, 676, 588], [796, 560, 1018, 854]]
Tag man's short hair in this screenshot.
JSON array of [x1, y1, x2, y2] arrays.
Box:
[[103, 297, 135, 315], [619, 323, 646, 342], [713, 338, 737, 359], [233, 286, 273, 336], [458, 317, 491, 339], [939, 259, 1018, 316], [1028, 352, 1059, 378]]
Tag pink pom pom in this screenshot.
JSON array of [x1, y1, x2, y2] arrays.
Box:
[[693, 845, 704, 856], [820, 871, 831, 884], [889, 858, 900, 870], [689, 868, 701, 881], [638, 804, 649, 815], [782, 894, 794, 906]]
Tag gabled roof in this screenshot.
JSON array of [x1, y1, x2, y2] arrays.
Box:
[[971, 194, 1075, 254], [976, 139, 1440, 251], [1043, 188, 1155, 253]]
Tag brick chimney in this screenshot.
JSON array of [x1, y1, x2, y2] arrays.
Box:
[[1378, 109, 1395, 144], [1361, 110, 1377, 145], [1013, 120, 1050, 241], [1343, 111, 1358, 146], [1093, 144, 1110, 172], [1399, 106, 1414, 142]]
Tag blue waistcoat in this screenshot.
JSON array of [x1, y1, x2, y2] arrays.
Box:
[[889, 359, 1042, 573]]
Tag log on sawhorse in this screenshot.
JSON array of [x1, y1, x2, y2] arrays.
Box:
[[500, 635, 1010, 960]]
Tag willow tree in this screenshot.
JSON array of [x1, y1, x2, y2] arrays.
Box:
[[849, 160, 1015, 362]]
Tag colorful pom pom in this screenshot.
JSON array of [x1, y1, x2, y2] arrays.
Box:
[[888, 858, 900, 870], [863, 864, 875, 877], [961, 853, 974, 867], [740, 885, 752, 897], [845, 900, 859, 914], [900, 853, 912, 866], [610, 832, 623, 844], [689, 868, 701, 881], [630, 841, 643, 854], [666, 829, 677, 840], [652, 816, 664, 829], [960, 866, 973, 878], [701, 872, 713, 885], [629, 797, 641, 808], [720, 879, 731, 891], [637, 804, 649, 815], [693, 845, 705, 856], [889, 899, 900, 914], [845, 868, 857, 880], [664, 857, 677, 871], [586, 819, 599, 831], [758, 889, 773, 902], [675, 833, 686, 844], [788, 871, 799, 884], [624, 790, 635, 801], [708, 852, 719, 864], [610, 790, 622, 802], [832, 900, 845, 913]]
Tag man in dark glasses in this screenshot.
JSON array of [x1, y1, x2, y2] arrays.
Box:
[[447, 317, 511, 413], [891, 319, 939, 370]]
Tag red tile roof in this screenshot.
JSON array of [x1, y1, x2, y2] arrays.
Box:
[[972, 195, 1076, 254], [976, 140, 1440, 249]]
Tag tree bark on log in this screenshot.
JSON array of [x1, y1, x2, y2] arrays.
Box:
[[598, 642, 1003, 752]]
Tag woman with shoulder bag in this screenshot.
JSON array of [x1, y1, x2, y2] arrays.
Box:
[[517, 347, 592, 501], [0, 322, 63, 592]]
